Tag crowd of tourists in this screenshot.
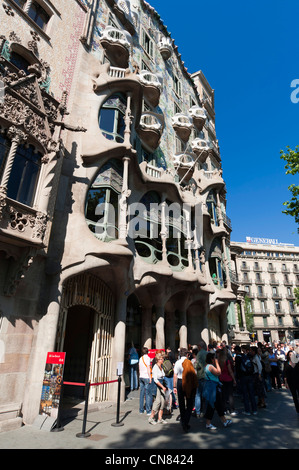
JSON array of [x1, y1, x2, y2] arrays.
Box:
[[128, 339, 299, 433]]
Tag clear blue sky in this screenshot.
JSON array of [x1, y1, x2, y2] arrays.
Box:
[[148, 0, 299, 246]]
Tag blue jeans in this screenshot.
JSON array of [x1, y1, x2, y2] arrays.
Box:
[[139, 378, 152, 413], [130, 363, 138, 391], [164, 376, 175, 408], [240, 375, 257, 413], [195, 379, 206, 415]]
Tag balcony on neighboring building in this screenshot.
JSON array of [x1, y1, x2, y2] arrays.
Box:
[[100, 26, 131, 68], [158, 36, 173, 60], [137, 112, 164, 150], [137, 70, 162, 108], [172, 113, 193, 142], [188, 105, 206, 131]]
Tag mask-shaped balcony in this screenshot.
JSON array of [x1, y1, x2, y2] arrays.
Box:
[[173, 152, 195, 181], [198, 169, 225, 193], [138, 71, 162, 108], [172, 113, 193, 142], [137, 112, 164, 150], [191, 138, 210, 162], [158, 36, 173, 60], [100, 26, 131, 68], [188, 105, 207, 131]]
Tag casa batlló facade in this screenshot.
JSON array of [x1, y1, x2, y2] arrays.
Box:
[[0, 0, 235, 431]]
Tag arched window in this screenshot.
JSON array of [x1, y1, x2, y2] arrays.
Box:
[[99, 94, 126, 143], [7, 143, 42, 207], [85, 159, 123, 242]]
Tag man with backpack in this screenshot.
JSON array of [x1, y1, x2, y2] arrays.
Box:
[[235, 345, 257, 415]]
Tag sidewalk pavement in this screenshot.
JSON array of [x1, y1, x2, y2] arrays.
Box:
[[0, 386, 298, 451]]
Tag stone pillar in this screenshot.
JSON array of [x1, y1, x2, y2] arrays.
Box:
[[178, 310, 188, 349], [141, 306, 152, 349], [155, 306, 165, 349], [110, 294, 127, 401]]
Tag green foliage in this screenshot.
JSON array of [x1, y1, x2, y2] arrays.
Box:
[[280, 146, 299, 232], [294, 287, 299, 306], [244, 296, 254, 333]]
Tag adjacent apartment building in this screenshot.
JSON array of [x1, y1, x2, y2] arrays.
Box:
[[231, 238, 299, 344], [0, 0, 235, 430]]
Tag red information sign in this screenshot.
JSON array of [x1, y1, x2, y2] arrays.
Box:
[[39, 352, 66, 419], [148, 349, 165, 360]]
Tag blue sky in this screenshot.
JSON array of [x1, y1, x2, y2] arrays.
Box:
[[148, 0, 299, 246]]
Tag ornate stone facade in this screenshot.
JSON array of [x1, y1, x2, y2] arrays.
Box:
[[0, 0, 236, 431]]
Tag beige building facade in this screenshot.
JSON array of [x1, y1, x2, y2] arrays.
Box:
[[0, 0, 235, 431], [231, 239, 299, 344]]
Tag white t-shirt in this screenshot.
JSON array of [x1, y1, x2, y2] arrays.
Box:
[[173, 356, 187, 379], [139, 354, 151, 379]]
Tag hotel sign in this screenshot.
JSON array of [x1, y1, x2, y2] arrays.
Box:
[[246, 236, 279, 245]]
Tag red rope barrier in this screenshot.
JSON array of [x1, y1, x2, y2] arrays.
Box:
[[63, 381, 86, 387], [63, 379, 118, 387], [90, 380, 118, 386]]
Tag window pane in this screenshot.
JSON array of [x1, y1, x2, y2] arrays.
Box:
[[7, 145, 41, 206]]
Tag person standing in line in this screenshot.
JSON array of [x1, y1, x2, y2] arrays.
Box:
[[148, 352, 167, 425], [250, 346, 266, 408], [202, 352, 232, 430], [194, 340, 208, 418], [269, 347, 282, 390], [139, 347, 152, 415], [235, 345, 257, 415], [217, 347, 237, 416], [284, 351, 299, 415], [173, 348, 197, 433], [128, 343, 139, 391]]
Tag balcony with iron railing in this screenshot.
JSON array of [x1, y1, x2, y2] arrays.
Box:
[[188, 105, 206, 131], [137, 112, 164, 150], [138, 70, 163, 108], [100, 26, 131, 68], [172, 113, 193, 142], [158, 36, 173, 60]]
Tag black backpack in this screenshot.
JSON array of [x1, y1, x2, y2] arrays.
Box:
[[240, 354, 254, 376]]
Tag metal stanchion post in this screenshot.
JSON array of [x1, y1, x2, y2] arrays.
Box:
[[76, 382, 91, 438], [111, 375, 124, 427], [51, 382, 65, 432]]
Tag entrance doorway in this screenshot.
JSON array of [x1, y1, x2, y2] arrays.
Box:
[[56, 273, 114, 403], [63, 306, 95, 399]]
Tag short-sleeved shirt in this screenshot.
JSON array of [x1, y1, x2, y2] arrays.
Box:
[[173, 356, 187, 379]]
